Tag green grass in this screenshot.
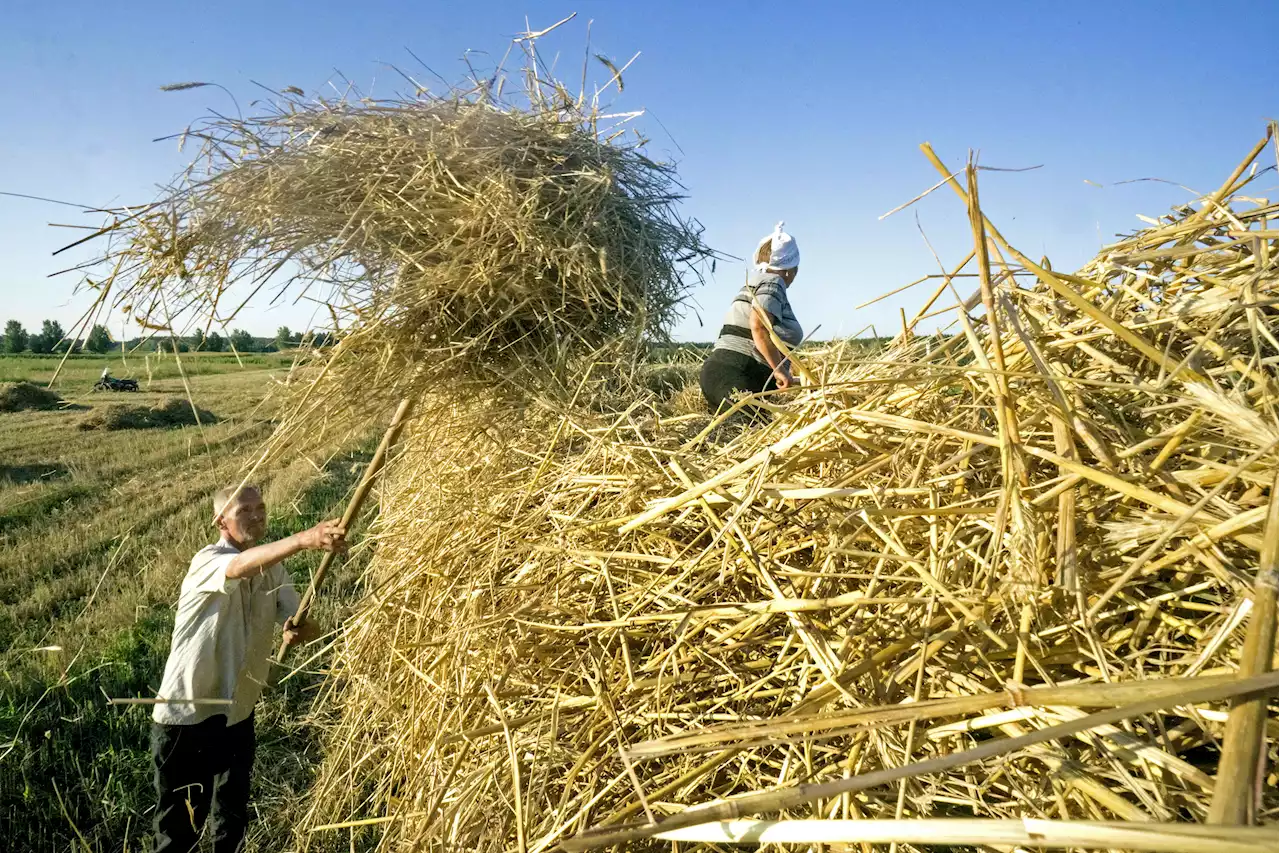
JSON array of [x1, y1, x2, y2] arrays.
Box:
[[0, 351, 297, 387], [0, 354, 375, 852]]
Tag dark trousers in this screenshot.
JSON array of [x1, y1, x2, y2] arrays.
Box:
[[699, 348, 776, 415], [151, 713, 255, 853]]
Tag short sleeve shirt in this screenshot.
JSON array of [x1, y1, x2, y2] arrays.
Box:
[[713, 270, 804, 365], [152, 540, 300, 726]]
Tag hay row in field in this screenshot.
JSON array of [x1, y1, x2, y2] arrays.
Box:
[[299, 132, 1277, 851], [77, 398, 216, 431], [0, 382, 64, 413]]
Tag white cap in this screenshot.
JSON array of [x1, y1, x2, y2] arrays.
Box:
[[755, 221, 799, 271]]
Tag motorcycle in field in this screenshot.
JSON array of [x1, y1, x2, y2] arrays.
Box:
[[93, 377, 139, 392]]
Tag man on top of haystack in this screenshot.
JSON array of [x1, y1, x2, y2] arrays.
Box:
[[149, 484, 345, 853]]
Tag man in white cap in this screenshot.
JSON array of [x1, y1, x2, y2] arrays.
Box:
[[698, 221, 804, 415]]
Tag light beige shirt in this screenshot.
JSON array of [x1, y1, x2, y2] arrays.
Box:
[[153, 539, 300, 726]]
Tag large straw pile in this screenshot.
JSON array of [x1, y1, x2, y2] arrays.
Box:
[[68, 51, 708, 445], [0, 382, 64, 413], [299, 133, 1277, 851]]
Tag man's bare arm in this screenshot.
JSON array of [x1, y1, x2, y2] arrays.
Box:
[[225, 519, 346, 579]]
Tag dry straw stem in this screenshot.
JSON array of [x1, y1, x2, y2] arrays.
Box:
[[563, 673, 1277, 848], [285, 128, 1280, 853], [650, 819, 1277, 852], [1208, 478, 1280, 823], [624, 672, 1270, 758]]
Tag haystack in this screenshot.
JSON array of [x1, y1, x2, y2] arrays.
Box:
[[78, 398, 216, 431], [0, 382, 64, 413], [298, 132, 1277, 852], [70, 51, 709, 451]]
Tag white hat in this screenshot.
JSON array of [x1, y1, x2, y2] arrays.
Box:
[[755, 221, 799, 271]]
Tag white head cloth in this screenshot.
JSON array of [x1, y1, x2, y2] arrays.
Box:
[[755, 221, 799, 271]]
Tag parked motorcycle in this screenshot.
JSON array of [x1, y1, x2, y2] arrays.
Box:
[[93, 377, 139, 392]]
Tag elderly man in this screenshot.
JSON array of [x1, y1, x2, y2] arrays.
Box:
[[150, 484, 345, 853]]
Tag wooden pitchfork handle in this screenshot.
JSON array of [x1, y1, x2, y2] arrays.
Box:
[[275, 397, 415, 663]]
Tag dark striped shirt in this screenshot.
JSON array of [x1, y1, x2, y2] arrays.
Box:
[[713, 271, 803, 365]]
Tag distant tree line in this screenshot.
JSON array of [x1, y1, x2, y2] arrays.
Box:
[[1, 320, 336, 355], [3, 319, 74, 354], [148, 326, 333, 353]]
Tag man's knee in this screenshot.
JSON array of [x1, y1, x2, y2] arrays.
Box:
[[210, 716, 255, 850], [152, 719, 220, 851], [153, 784, 208, 853]]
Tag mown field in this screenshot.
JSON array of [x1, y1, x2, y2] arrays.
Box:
[[0, 350, 300, 385], [0, 352, 375, 852]]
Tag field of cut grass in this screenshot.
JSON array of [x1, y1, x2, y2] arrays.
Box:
[[0, 350, 298, 386], [0, 354, 375, 852]]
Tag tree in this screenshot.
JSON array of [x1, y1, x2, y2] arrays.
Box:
[[3, 320, 27, 353], [188, 329, 207, 352], [205, 331, 225, 352], [28, 319, 63, 354], [154, 336, 188, 353], [309, 330, 334, 348], [43, 320, 67, 353], [45, 320, 66, 349], [229, 329, 255, 353], [275, 326, 294, 351], [85, 324, 112, 354]]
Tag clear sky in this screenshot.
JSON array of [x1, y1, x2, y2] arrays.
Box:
[[1, 0, 1276, 343]]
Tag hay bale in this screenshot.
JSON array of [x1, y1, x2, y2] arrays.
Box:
[[0, 382, 63, 413], [78, 398, 216, 431], [300, 135, 1277, 850], [77, 405, 149, 431]]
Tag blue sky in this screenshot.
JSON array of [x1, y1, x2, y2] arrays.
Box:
[[1, 0, 1276, 343]]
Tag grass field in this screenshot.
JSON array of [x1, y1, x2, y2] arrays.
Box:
[[0, 353, 374, 852], [0, 350, 299, 385]]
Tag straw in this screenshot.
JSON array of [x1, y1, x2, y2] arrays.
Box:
[[651, 820, 1276, 853], [292, 130, 1277, 852], [1208, 478, 1280, 823], [64, 42, 712, 454]]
